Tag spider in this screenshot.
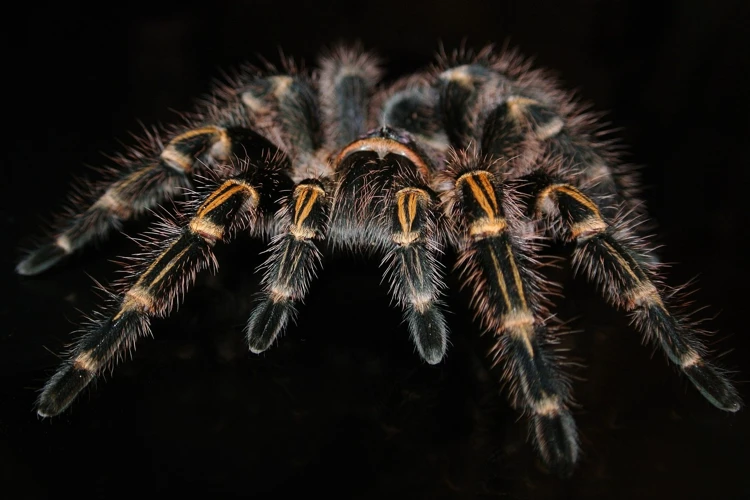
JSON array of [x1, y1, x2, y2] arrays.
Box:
[[18, 43, 740, 477]]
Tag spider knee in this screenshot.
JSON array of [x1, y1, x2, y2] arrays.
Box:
[[410, 293, 435, 313], [93, 188, 134, 219], [54, 234, 73, 254], [532, 395, 562, 417], [680, 350, 703, 369], [240, 76, 294, 114], [191, 178, 260, 242], [535, 183, 608, 240], [569, 216, 607, 240], [72, 351, 99, 373], [391, 187, 431, 247], [116, 286, 155, 317], [454, 169, 508, 240], [625, 281, 664, 310], [505, 96, 564, 140], [189, 218, 224, 245], [269, 286, 293, 303], [289, 182, 326, 241], [502, 310, 537, 358], [469, 217, 508, 239], [161, 126, 231, 173]]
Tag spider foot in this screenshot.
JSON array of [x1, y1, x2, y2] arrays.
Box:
[[17, 243, 70, 276], [36, 363, 96, 418], [682, 360, 742, 412], [406, 305, 448, 365], [246, 298, 295, 353], [36, 310, 147, 417], [531, 408, 579, 478]]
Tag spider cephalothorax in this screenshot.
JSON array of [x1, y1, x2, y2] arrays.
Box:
[[19, 43, 740, 477]]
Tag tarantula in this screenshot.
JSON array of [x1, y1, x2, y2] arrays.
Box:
[[18, 43, 740, 477]]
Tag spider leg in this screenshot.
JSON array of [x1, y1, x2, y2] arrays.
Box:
[[16, 117, 270, 276], [442, 150, 578, 476], [36, 150, 291, 417], [381, 185, 448, 364], [246, 179, 328, 352], [18, 54, 327, 277], [330, 129, 449, 363], [532, 175, 741, 412], [475, 85, 630, 215], [375, 79, 456, 357], [247, 45, 380, 351], [435, 52, 642, 219], [318, 43, 382, 150], [374, 73, 450, 157], [434, 56, 578, 474]]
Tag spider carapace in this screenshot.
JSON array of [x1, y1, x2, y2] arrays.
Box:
[[18, 44, 741, 477]]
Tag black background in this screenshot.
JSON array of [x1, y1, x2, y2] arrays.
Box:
[[3, 1, 750, 498]]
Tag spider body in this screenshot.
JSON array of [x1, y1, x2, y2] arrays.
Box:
[[19, 44, 740, 477]]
